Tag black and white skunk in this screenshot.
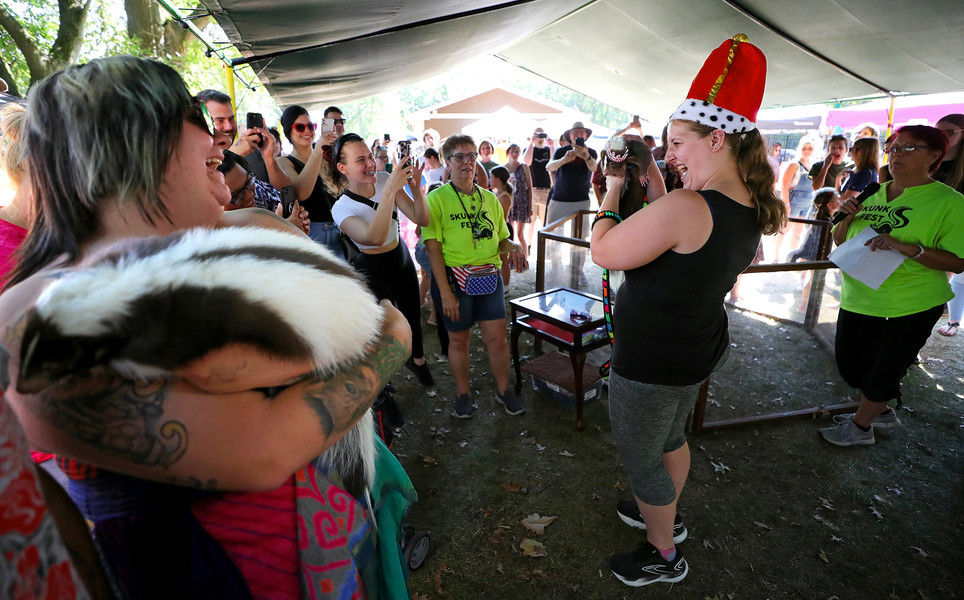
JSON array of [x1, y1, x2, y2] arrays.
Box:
[[17, 225, 385, 491]]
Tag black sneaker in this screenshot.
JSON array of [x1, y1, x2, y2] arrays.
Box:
[[405, 357, 434, 386], [610, 542, 688, 587], [616, 501, 687, 543], [496, 389, 525, 415], [452, 394, 475, 419]]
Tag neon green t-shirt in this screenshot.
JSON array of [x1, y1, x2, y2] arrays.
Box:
[[838, 181, 964, 317], [422, 182, 510, 268]]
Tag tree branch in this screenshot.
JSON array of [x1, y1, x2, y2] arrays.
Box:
[[50, 0, 93, 68], [0, 58, 21, 98], [0, 5, 45, 79]]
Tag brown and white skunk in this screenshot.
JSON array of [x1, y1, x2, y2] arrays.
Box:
[[600, 135, 655, 219], [17, 225, 385, 492]]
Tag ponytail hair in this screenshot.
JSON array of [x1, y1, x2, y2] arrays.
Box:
[[672, 120, 786, 235], [323, 132, 365, 196], [489, 165, 514, 195]]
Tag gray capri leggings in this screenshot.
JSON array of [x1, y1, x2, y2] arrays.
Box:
[[607, 371, 703, 506]]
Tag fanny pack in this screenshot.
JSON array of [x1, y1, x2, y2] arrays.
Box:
[[451, 264, 499, 296]]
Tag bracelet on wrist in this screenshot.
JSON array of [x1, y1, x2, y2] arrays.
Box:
[[592, 210, 622, 229], [911, 245, 925, 260]]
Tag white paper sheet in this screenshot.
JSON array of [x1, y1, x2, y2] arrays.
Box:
[[829, 226, 907, 290]]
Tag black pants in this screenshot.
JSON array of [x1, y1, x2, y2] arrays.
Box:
[[354, 243, 425, 360], [835, 305, 942, 403]]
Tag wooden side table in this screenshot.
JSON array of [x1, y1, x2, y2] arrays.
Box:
[[509, 287, 609, 430]]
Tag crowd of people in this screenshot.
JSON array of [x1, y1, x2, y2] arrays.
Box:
[[0, 36, 962, 597]]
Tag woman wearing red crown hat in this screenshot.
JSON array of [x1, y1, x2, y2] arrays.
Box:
[[591, 34, 786, 587]]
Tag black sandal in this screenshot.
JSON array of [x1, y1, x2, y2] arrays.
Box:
[[938, 321, 959, 336]]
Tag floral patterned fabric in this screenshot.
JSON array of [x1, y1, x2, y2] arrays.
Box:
[[0, 393, 88, 600]]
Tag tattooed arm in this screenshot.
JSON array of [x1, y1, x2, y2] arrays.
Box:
[[2, 277, 412, 491]]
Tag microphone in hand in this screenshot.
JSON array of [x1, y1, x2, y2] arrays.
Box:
[[831, 182, 881, 225]]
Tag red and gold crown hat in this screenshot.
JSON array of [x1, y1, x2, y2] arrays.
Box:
[[669, 33, 767, 133]]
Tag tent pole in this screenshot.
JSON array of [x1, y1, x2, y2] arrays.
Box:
[[225, 66, 237, 112]]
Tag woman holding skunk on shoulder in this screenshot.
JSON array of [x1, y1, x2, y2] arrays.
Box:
[[0, 56, 414, 600], [591, 35, 785, 587]]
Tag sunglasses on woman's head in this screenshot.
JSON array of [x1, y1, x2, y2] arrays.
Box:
[[293, 122, 317, 133], [188, 99, 216, 137]]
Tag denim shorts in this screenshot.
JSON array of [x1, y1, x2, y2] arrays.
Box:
[[414, 241, 431, 272], [788, 189, 814, 219], [429, 272, 506, 332], [309, 221, 345, 262]]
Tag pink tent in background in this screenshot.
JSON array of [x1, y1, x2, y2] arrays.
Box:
[[825, 92, 964, 134]]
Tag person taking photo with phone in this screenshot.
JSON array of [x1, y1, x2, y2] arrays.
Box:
[[278, 105, 345, 260]]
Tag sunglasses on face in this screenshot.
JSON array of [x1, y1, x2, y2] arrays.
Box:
[[230, 170, 256, 205], [293, 122, 317, 133], [330, 118, 347, 125], [188, 99, 216, 136]]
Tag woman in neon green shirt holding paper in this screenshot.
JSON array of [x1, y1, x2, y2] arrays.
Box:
[[821, 125, 964, 446]]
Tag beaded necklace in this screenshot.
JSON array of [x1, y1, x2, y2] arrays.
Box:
[[450, 182, 484, 248]]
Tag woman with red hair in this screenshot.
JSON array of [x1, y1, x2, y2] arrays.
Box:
[[822, 125, 964, 445]]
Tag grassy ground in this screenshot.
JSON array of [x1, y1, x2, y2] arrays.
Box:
[[391, 267, 964, 599]]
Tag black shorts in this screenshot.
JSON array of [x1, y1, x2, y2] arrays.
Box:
[[835, 305, 943, 403]]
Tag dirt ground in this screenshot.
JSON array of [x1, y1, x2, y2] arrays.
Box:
[[390, 264, 963, 600]]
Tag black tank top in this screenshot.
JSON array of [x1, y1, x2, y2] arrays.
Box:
[[612, 190, 761, 385], [286, 155, 335, 222], [530, 146, 551, 188]]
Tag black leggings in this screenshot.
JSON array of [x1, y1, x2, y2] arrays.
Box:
[[354, 243, 425, 360], [835, 305, 943, 403]]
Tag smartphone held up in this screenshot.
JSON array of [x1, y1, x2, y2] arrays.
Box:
[[246, 112, 265, 147]]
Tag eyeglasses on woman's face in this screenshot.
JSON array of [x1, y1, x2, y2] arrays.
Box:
[[293, 122, 317, 133], [230, 170, 256, 205], [449, 151, 478, 163], [887, 144, 932, 155]]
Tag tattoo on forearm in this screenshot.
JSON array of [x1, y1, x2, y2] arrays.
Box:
[[301, 333, 408, 437], [32, 376, 188, 468]]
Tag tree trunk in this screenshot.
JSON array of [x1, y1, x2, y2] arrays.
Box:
[[124, 0, 161, 55], [0, 58, 21, 98], [0, 0, 92, 88], [161, 3, 212, 59]]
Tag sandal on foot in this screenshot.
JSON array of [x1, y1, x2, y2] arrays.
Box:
[[938, 321, 959, 336]]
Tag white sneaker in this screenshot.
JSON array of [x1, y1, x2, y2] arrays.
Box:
[[832, 410, 901, 430], [819, 419, 875, 446]]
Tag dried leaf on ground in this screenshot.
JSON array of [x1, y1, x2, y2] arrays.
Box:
[[496, 562, 504, 574], [413, 593, 429, 600], [711, 460, 731, 474], [870, 506, 884, 520], [819, 497, 836, 511], [500, 482, 521, 493], [613, 481, 627, 491], [911, 546, 929, 560], [421, 454, 438, 465], [753, 521, 772, 531], [520, 538, 547, 557], [522, 514, 558, 535], [819, 549, 829, 564], [703, 539, 715, 550], [559, 450, 575, 457], [532, 569, 549, 579], [873, 494, 892, 505]]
